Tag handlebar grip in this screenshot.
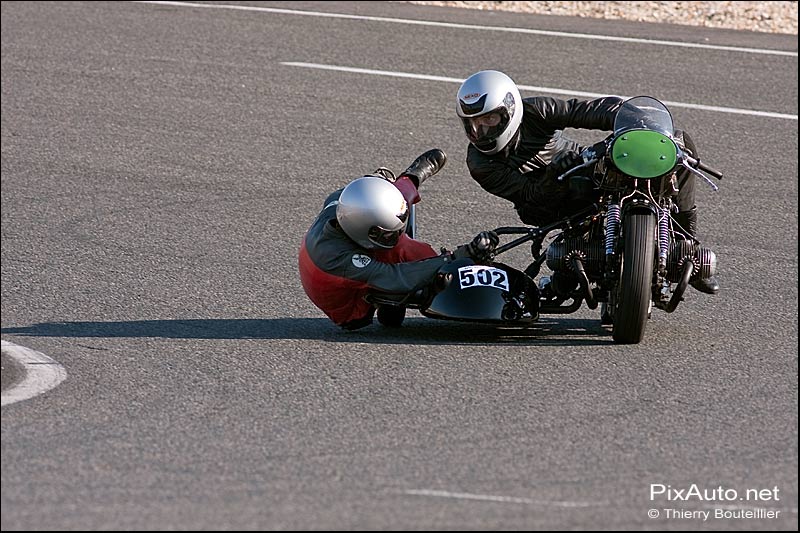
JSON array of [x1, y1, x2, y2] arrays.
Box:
[[696, 159, 723, 180]]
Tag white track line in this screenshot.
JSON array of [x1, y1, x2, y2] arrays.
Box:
[[404, 489, 600, 508], [1, 340, 67, 407], [134, 1, 797, 57], [281, 62, 798, 121]]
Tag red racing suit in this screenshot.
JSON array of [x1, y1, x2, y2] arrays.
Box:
[[298, 178, 449, 328]]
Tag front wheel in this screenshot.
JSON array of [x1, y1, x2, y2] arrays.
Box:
[[612, 212, 656, 344]]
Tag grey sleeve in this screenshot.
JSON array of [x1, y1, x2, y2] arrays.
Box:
[[340, 253, 450, 294]]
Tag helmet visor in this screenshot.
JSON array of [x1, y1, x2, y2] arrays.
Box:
[[461, 108, 511, 148], [367, 206, 408, 248], [368, 225, 404, 248]]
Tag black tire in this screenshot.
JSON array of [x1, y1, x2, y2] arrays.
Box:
[[377, 305, 406, 327], [612, 212, 656, 344]]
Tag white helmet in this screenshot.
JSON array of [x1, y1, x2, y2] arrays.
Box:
[[456, 70, 523, 155], [336, 176, 409, 249]]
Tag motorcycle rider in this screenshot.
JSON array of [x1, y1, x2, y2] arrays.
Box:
[[299, 149, 500, 330], [455, 69, 719, 295]]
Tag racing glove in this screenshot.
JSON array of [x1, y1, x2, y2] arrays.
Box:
[[545, 150, 583, 181], [452, 231, 500, 263], [532, 150, 582, 212]]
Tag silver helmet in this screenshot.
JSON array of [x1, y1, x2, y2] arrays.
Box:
[[336, 176, 409, 249], [456, 70, 523, 155]]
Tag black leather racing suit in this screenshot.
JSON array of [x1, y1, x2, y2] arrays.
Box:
[[465, 96, 698, 228]]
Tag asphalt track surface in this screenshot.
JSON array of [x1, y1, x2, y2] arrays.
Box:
[[1, 1, 797, 530]]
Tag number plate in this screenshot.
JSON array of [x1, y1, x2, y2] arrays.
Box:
[[457, 266, 510, 291]]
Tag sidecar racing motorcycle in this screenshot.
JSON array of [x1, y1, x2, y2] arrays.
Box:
[[368, 97, 723, 344]]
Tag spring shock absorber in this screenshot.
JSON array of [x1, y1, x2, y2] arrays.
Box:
[[658, 207, 670, 274], [605, 202, 621, 257]]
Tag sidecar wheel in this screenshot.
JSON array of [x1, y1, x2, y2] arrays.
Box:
[[377, 305, 406, 327], [612, 212, 656, 344]]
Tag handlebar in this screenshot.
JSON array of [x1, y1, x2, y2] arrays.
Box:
[[556, 136, 723, 183], [680, 153, 722, 180], [681, 153, 723, 191], [684, 153, 723, 180], [556, 158, 598, 182], [694, 158, 724, 180], [556, 139, 608, 182]]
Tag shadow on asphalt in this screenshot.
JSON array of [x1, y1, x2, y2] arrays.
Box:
[[1, 318, 613, 346]]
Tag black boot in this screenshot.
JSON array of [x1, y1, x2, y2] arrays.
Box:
[[674, 207, 720, 295], [399, 149, 447, 188], [691, 275, 720, 295]]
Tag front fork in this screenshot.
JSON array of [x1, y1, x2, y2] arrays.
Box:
[[602, 199, 674, 318], [655, 205, 673, 304]]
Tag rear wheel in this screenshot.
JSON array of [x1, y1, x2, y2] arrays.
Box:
[[612, 212, 656, 344]]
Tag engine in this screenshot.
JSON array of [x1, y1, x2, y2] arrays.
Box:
[[546, 234, 716, 283], [665, 240, 717, 282], [546, 235, 606, 276]]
